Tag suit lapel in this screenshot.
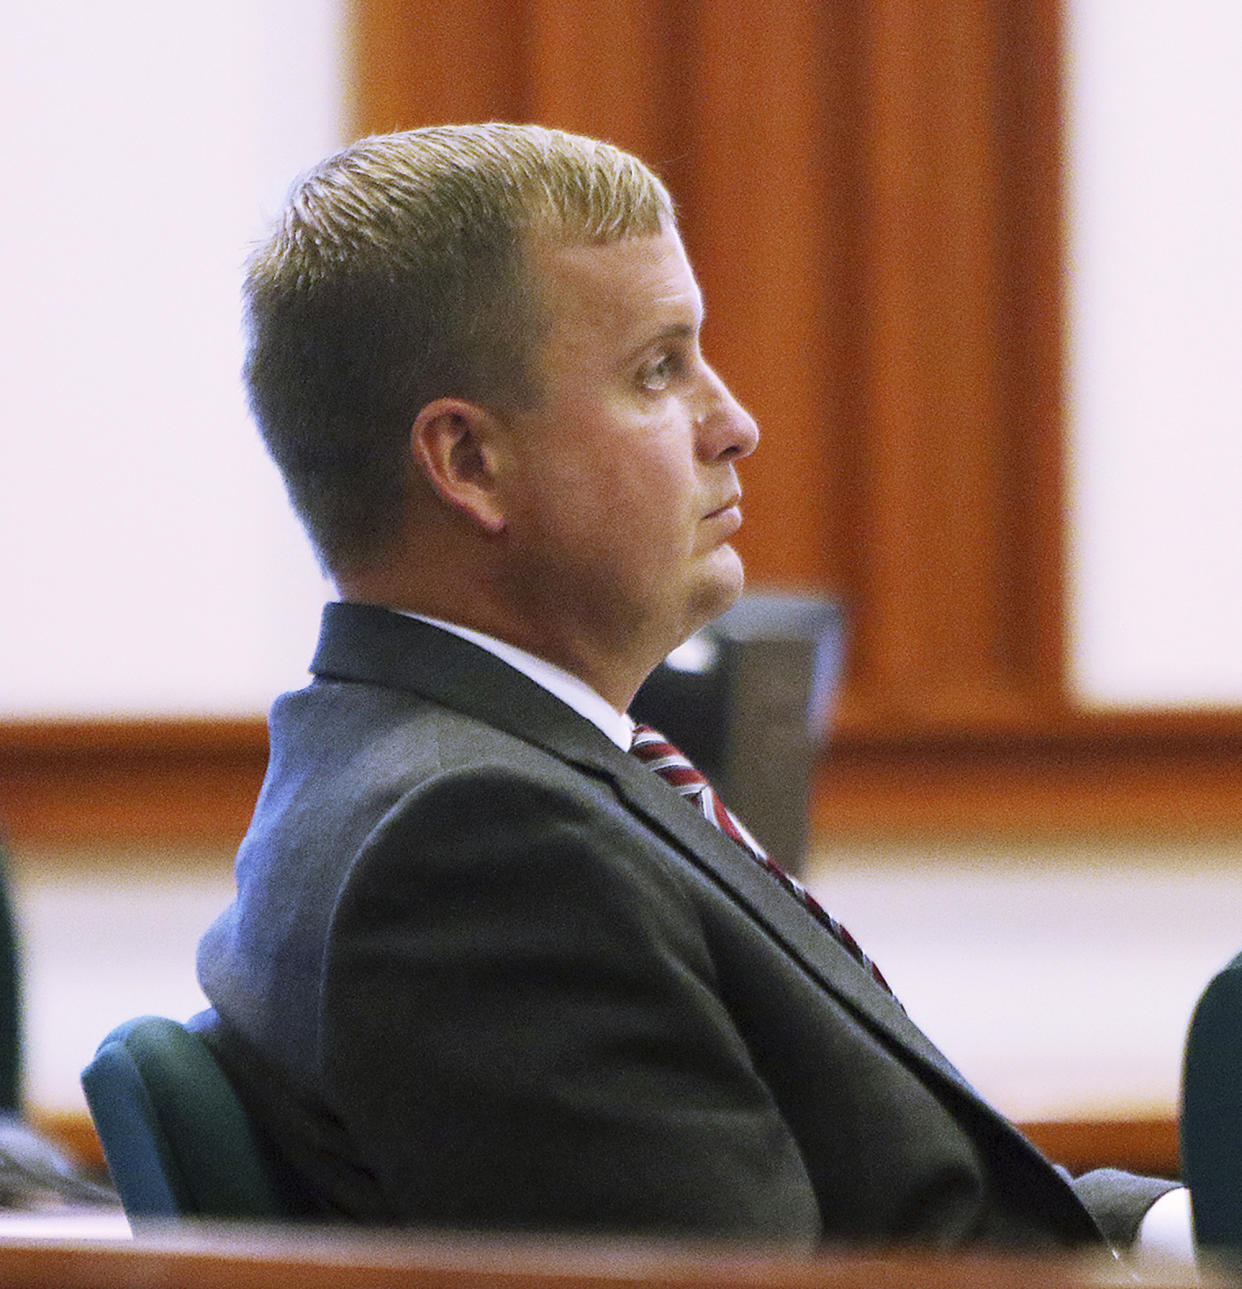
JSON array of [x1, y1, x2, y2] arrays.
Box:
[[594, 745, 983, 1095], [309, 603, 1081, 1201]]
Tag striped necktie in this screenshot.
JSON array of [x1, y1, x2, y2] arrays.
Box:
[[629, 723, 898, 1002]]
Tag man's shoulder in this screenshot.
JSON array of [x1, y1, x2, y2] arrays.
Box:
[[235, 674, 630, 924], [268, 672, 565, 788]]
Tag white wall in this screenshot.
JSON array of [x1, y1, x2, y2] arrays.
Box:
[[0, 0, 342, 718], [1066, 1, 1242, 707]]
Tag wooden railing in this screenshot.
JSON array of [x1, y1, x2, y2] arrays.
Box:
[[0, 1224, 1218, 1289], [4, 712, 1242, 845]]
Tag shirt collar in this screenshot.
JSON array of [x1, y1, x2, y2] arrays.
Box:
[[401, 613, 634, 751]]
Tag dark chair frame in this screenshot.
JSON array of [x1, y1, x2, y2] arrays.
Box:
[[1182, 950, 1242, 1260]]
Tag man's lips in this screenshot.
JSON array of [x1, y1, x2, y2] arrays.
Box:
[[703, 495, 743, 536], [704, 493, 742, 520]]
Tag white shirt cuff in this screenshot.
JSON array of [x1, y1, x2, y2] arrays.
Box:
[[1132, 1186, 1196, 1267]]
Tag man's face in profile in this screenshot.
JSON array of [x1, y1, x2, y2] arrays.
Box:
[[495, 226, 760, 678]]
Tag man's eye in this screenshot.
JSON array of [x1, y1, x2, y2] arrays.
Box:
[[640, 354, 680, 391]]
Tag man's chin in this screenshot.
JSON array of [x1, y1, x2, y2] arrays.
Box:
[[684, 549, 745, 635], [713, 544, 746, 604]]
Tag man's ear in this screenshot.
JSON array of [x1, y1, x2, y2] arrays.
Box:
[[409, 397, 509, 534]]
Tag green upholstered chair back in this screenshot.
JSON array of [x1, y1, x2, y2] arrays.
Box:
[[81, 1015, 287, 1220]]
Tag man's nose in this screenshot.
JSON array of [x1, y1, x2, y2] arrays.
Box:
[[698, 371, 759, 461]]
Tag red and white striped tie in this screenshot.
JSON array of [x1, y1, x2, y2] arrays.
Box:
[[630, 723, 898, 1002]]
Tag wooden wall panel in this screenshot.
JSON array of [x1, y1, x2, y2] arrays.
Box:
[[0, 720, 267, 846], [523, 0, 692, 160], [347, 0, 528, 133], [676, 4, 845, 594], [5, 714, 1239, 846], [843, 1, 1064, 731]]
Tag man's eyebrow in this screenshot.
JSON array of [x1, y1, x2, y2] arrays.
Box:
[[621, 321, 698, 367], [645, 318, 702, 346], [655, 322, 697, 341]]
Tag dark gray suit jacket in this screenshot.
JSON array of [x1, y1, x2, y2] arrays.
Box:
[[197, 602, 1171, 1248]]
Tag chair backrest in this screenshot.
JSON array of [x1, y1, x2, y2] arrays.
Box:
[[1181, 950, 1242, 1259], [81, 1015, 287, 1220]]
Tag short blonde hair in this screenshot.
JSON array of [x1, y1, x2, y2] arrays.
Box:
[[244, 124, 675, 573]]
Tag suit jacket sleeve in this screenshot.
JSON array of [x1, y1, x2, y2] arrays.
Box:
[[1067, 1170, 1178, 1249], [321, 758, 823, 1242]]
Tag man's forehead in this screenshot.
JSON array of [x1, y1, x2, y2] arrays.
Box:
[[531, 228, 703, 323]]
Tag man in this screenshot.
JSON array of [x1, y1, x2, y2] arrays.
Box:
[[197, 124, 1179, 1250]]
